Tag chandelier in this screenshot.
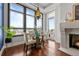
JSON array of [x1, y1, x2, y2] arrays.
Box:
[[35, 5, 41, 19]]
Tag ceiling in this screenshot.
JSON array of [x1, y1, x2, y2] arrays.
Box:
[[30, 3, 53, 9]]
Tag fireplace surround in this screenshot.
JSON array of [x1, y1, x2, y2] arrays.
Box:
[[59, 21, 79, 56]]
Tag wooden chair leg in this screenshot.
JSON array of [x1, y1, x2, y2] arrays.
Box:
[[25, 45, 28, 56], [23, 44, 26, 55], [23, 44, 28, 56], [24, 44, 25, 51]]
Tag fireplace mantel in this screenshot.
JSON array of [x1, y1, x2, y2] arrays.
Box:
[[60, 21, 79, 29], [59, 21, 79, 56]]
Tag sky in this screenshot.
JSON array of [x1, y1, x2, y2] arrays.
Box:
[[10, 3, 35, 28]]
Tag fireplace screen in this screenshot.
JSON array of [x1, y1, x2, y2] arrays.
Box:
[[69, 34, 79, 49]]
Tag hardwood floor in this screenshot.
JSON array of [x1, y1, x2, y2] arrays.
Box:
[[2, 40, 70, 56]]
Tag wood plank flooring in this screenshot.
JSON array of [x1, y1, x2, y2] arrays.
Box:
[[2, 40, 70, 56]]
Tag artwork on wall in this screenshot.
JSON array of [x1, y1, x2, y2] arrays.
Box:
[[75, 5, 79, 20]]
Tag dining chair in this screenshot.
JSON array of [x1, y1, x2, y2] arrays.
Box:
[[23, 32, 36, 55]]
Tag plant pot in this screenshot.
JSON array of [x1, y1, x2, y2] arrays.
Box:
[[5, 38, 12, 43]]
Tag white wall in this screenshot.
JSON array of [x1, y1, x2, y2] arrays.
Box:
[[44, 3, 73, 43], [59, 3, 73, 43]]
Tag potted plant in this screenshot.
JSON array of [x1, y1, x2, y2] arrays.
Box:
[[5, 28, 16, 43], [0, 26, 16, 43]]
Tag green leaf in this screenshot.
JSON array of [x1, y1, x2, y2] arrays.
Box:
[[0, 26, 16, 39]]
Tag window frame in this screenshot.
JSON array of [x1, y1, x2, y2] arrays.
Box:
[[25, 7, 35, 30], [8, 3, 43, 36], [8, 4, 24, 36], [9, 3, 24, 29]]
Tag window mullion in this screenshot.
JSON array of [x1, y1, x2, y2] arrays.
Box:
[[24, 7, 26, 32]]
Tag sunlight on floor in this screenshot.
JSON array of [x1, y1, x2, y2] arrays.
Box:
[[48, 40, 56, 55]]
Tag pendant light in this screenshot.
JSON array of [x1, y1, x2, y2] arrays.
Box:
[[35, 4, 41, 19]]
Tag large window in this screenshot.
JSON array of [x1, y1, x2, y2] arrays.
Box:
[[0, 4, 3, 50], [9, 3, 43, 35], [10, 4, 24, 35], [48, 11, 55, 31], [26, 8, 35, 33]]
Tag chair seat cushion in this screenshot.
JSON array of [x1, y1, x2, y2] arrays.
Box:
[[25, 40, 36, 45]]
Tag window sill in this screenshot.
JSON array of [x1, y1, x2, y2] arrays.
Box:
[[13, 34, 24, 37]]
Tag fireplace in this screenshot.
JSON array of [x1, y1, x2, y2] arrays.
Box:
[[60, 21, 79, 55], [69, 34, 79, 49]]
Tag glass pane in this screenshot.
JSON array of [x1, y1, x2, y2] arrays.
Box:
[[0, 4, 3, 50], [0, 29, 2, 49], [37, 19, 42, 28], [10, 29, 23, 35], [26, 15, 34, 28], [26, 8, 35, 16], [48, 18, 55, 30], [10, 3, 23, 13], [0, 4, 2, 26], [48, 11, 55, 31], [10, 11, 23, 28]]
